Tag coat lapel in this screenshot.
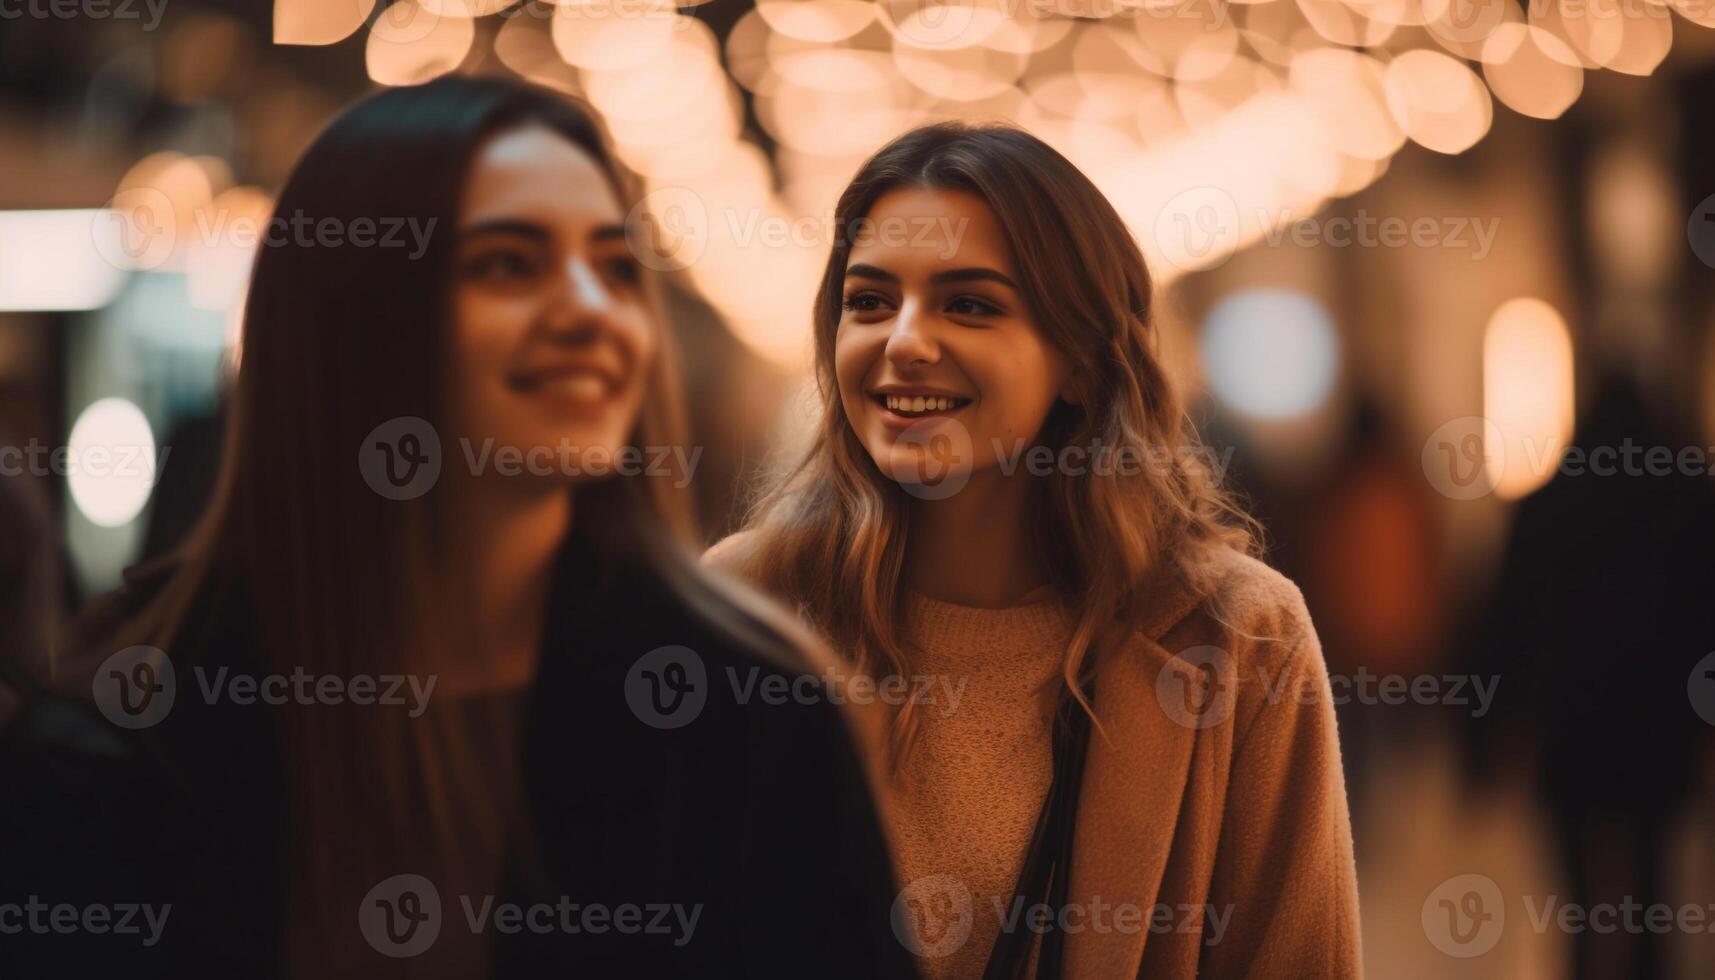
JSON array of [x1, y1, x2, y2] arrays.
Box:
[[1063, 567, 1206, 976]]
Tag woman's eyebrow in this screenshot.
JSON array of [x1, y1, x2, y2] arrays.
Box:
[[929, 267, 1016, 289], [845, 262, 898, 283], [460, 218, 549, 241], [843, 263, 1017, 290]]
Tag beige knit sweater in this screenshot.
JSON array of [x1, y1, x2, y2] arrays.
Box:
[[890, 589, 1070, 980], [704, 539, 1364, 979]]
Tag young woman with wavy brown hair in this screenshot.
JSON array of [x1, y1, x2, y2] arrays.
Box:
[[708, 124, 1362, 979]]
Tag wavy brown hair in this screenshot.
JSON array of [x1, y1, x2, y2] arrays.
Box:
[[727, 123, 1261, 762]]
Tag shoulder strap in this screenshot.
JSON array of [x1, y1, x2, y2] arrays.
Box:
[[980, 681, 1095, 980]]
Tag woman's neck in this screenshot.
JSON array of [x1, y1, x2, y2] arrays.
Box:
[[436, 480, 572, 695], [902, 469, 1048, 609]]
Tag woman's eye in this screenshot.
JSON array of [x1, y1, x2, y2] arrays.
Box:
[[841, 292, 889, 313], [605, 256, 643, 287], [947, 295, 1001, 317], [463, 250, 537, 282]]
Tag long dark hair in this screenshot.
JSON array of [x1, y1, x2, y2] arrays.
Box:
[[733, 123, 1259, 762], [108, 75, 799, 972]]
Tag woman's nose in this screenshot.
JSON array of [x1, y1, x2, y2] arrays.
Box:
[[883, 300, 939, 368]]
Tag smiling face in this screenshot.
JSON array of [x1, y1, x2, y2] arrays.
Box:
[[834, 186, 1074, 489], [446, 124, 655, 483]]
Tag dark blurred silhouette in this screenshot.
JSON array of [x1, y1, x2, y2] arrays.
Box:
[[1461, 373, 1715, 980], [139, 408, 226, 562], [0, 456, 60, 725]]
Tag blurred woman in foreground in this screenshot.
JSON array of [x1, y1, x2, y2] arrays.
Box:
[[0, 76, 912, 980]]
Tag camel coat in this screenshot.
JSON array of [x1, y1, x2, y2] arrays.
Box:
[[1061, 548, 1363, 977], [705, 538, 1363, 978]]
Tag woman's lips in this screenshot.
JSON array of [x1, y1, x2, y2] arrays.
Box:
[[509, 367, 620, 409], [871, 392, 971, 432]]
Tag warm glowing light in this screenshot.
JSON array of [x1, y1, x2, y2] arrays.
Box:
[[186, 187, 273, 313], [365, 1, 475, 85], [876, 0, 1011, 51], [275, 0, 377, 45], [66, 398, 159, 529], [757, 0, 876, 43], [891, 34, 1028, 100], [1202, 289, 1341, 419], [1383, 49, 1492, 154], [418, 0, 523, 15], [1288, 48, 1404, 161], [1297, 0, 1396, 47], [1424, 0, 1522, 61], [0, 211, 129, 312], [550, 0, 680, 70], [1483, 298, 1575, 500], [1482, 24, 1583, 119], [1129, 0, 1240, 81]]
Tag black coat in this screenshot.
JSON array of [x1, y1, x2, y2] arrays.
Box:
[[0, 532, 918, 979]]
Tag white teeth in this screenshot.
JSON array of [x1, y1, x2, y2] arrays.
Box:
[[884, 394, 960, 413], [543, 375, 607, 400]]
